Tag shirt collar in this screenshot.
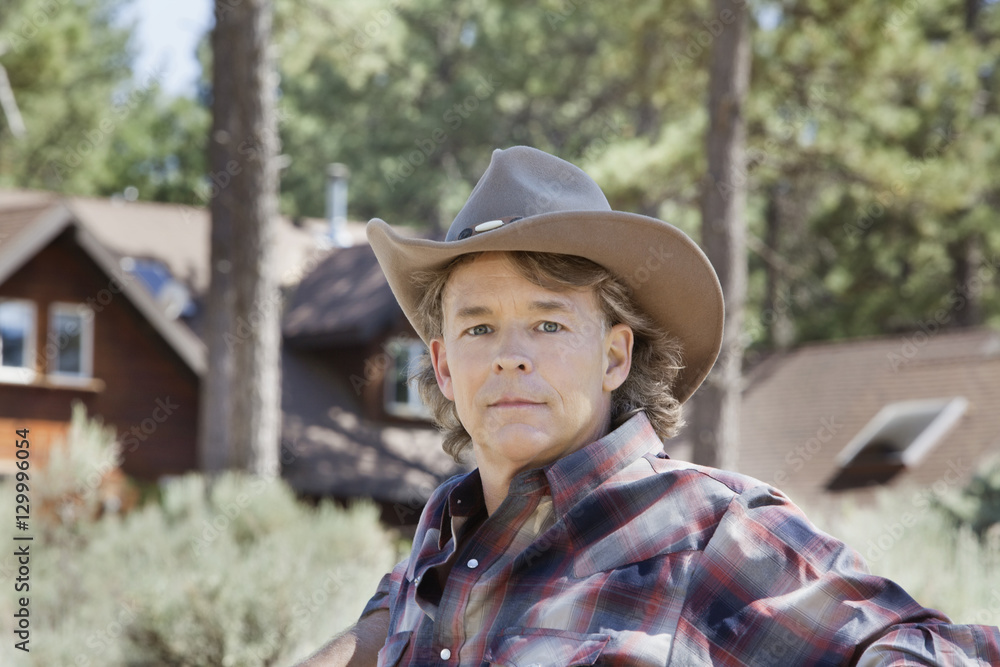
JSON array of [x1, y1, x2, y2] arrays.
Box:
[[539, 410, 665, 517], [443, 411, 665, 531], [438, 468, 487, 549]]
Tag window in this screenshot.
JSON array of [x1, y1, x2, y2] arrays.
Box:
[[47, 303, 94, 382], [0, 299, 36, 382], [120, 257, 196, 320], [826, 397, 968, 491], [383, 337, 431, 419]]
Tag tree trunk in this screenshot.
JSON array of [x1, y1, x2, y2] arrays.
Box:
[[949, 234, 984, 328], [198, 0, 281, 478], [690, 0, 750, 471], [764, 185, 795, 349]]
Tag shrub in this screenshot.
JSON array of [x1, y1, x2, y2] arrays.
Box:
[[936, 456, 1000, 537], [0, 408, 401, 667], [33, 399, 125, 529]]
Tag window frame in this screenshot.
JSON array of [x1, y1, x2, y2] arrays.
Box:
[[382, 336, 432, 420], [46, 302, 95, 384], [833, 397, 969, 469], [0, 298, 38, 384]]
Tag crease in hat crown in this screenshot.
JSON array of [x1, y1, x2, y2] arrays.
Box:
[[365, 144, 725, 405], [445, 146, 613, 242]]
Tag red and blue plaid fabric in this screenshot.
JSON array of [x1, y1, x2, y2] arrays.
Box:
[[362, 411, 1000, 665]]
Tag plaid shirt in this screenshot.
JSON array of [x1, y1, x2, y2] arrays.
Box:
[[362, 411, 1000, 665]]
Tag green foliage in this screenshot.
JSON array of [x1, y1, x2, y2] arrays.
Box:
[[31, 399, 122, 528], [271, 0, 710, 226], [746, 0, 1000, 345], [936, 457, 1000, 536], [0, 407, 400, 667], [0, 0, 209, 203], [4, 0, 1000, 346], [0, 0, 133, 191]]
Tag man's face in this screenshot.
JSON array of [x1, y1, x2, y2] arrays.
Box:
[[429, 252, 633, 474]]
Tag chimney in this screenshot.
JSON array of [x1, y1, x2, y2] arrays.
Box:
[[326, 162, 353, 247]]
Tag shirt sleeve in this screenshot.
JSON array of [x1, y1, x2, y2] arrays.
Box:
[[673, 483, 1000, 665], [359, 556, 410, 620]]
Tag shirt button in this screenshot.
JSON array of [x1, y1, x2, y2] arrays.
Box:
[[467, 558, 479, 569], [440, 648, 452, 660], [413, 575, 421, 585]]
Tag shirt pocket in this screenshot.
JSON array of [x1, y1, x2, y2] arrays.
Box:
[[484, 627, 610, 667], [377, 630, 412, 667]]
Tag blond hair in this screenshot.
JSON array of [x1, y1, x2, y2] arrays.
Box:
[[410, 251, 685, 462]]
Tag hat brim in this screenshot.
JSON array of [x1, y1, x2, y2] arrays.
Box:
[[366, 210, 723, 404]]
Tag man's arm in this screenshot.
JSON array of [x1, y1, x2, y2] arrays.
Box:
[[673, 483, 1000, 664], [293, 608, 389, 667]]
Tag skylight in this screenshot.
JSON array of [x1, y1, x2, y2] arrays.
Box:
[[120, 257, 196, 320], [825, 397, 968, 491]]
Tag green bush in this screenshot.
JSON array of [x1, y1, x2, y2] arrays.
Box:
[[32, 399, 123, 528], [0, 408, 401, 667], [936, 456, 1000, 537]]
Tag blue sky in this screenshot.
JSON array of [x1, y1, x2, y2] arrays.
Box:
[[119, 0, 213, 98]]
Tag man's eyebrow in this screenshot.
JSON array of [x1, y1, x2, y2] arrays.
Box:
[[453, 299, 574, 320], [454, 304, 492, 320]]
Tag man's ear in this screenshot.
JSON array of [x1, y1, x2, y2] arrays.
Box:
[[429, 338, 454, 400], [603, 323, 633, 393]]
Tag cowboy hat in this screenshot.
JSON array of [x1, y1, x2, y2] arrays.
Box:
[[366, 145, 724, 404]]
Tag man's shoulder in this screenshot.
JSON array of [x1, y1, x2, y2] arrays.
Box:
[[610, 453, 774, 509], [559, 457, 785, 574]]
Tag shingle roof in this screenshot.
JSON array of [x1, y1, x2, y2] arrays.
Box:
[[0, 190, 58, 245], [282, 243, 404, 347], [737, 327, 1000, 505]]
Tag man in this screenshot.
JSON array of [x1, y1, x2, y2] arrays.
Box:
[[298, 146, 1000, 666]]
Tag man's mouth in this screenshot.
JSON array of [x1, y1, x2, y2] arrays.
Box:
[[489, 396, 544, 408]]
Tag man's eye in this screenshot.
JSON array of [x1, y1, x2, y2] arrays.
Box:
[[469, 324, 491, 336], [540, 321, 561, 333]]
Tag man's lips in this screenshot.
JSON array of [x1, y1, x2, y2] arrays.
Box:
[[489, 398, 545, 407]]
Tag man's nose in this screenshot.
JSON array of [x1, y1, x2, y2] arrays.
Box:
[[493, 330, 533, 373]]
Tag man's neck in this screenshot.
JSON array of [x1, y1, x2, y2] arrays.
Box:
[[479, 462, 517, 516]]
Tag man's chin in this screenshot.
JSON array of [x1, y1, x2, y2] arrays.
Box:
[[475, 428, 561, 469]]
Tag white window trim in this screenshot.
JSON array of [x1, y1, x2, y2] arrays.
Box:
[[46, 302, 95, 383], [383, 337, 431, 419], [0, 299, 37, 384], [834, 397, 969, 469]]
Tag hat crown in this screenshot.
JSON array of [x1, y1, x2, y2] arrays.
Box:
[[445, 146, 612, 241]]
